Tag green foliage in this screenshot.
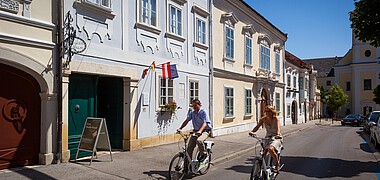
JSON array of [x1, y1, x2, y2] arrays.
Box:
[[350, 0, 380, 47], [374, 85, 380, 105], [320, 86, 329, 104], [327, 85, 349, 113]]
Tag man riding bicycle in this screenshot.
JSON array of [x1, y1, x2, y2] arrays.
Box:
[[249, 105, 283, 173], [177, 99, 212, 162]]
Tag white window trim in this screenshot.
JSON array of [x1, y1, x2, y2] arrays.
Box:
[[224, 24, 234, 62], [138, 0, 159, 28], [224, 86, 235, 118], [76, 0, 115, 19], [245, 35, 252, 66], [155, 73, 176, 111], [275, 52, 280, 75], [193, 14, 208, 50], [244, 88, 253, 116], [188, 77, 200, 107], [260, 42, 270, 71], [167, 2, 183, 37]]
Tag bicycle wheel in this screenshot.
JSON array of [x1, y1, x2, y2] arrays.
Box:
[[168, 153, 186, 180], [250, 159, 263, 180], [198, 152, 211, 175]]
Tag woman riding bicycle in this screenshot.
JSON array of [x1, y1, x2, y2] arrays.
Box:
[[177, 99, 212, 161], [249, 105, 283, 173]]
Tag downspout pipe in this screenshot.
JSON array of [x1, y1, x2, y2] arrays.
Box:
[[56, 0, 64, 164], [208, 0, 214, 137]]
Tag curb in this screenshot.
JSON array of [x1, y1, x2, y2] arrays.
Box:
[[212, 125, 312, 165]]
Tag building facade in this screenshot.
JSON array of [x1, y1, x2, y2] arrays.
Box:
[[334, 34, 380, 116], [212, 0, 287, 136], [62, 0, 211, 162], [0, 0, 58, 169]]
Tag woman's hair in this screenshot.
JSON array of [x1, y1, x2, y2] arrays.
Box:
[[192, 99, 202, 106], [266, 105, 277, 117]]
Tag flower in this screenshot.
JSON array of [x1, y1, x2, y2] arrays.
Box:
[[160, 101, 179, 113]]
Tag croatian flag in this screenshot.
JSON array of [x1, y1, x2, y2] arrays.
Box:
[[161, 62, 178, 79]]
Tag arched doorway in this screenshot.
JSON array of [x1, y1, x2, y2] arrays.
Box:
[[291, 100, 297, 124], [0, 63, 41, 169]]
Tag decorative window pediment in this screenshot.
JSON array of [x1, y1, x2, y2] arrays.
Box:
[[221, 12, 238, 27], [258, 33, 273, 46], [172, 0, 187, 5], [274, 43, 283, 52], [242, 24, 256, 37], [193, 3, 209, 17]]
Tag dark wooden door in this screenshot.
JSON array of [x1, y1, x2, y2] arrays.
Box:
[[0, 63, 40, 169]]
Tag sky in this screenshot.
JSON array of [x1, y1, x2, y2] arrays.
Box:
[[245, 0, 356, 59]]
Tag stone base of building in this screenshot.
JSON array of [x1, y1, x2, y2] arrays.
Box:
[[212, 122, 256, 137], [39, 153, 54, 165], [123, 130, 192, 151]]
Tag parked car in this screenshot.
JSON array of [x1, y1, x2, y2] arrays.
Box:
[[370, 112, 380, 148], [364, 111, 380, 133], [341, 114, 366, 126]]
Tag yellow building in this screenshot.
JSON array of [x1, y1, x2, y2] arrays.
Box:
[[0, 0, 58, 169], [334, 34, 380, 116], [212, 0, 287, 136]]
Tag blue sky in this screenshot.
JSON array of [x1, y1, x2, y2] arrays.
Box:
[[245, 0, 355, 59]]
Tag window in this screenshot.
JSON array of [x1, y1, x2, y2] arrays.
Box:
[[225, 87, 234, 117], [169, 5, 182, 36], [189, 80, 199, 105], [346, 82, 351, 91], [159, 77, 173, 105], [305, 79, 309, 90], [245, 89, 252, 115], [225, 26, 234, 59], [141, 0, 157, 26], [299, 77, 304, 90], [275, 53, 280, 74], [293, 77, 297, 88], [326, 80, 331, 86], [287, 104, 291, 117], [245, 36, 252, 65], [276, 93, 280, 112], [286, 91, 291, 97], [287, 75, 291, 87], [260, 44, 270, 70], [364, 79, 372, 90], [196, 18, 206, 44], [85, 0, 111, 8]]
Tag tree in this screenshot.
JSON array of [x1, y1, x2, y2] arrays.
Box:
[[374, 85, 380, 105], [327, 85, 348, 119], [350, 0, 380, 47], [319, 86, 330, 117]]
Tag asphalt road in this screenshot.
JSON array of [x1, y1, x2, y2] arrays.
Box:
[[192, 125, 380, 180]]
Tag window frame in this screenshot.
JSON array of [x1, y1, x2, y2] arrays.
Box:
[[225, 25, 234, 60], [293, 76, 297, 89], [168, 4, 182, 36], [287, 74, 291, 87], [276, 93, 280, 113], [364, 79, 372, 90], [245, 89, 252, 115], [85, 0, 112, 9], [326, 80, 331, 86], [140, 0, 158, 27], [275, 52, 280, 74], [245, 36, 252, 65], [299, 77, 304, 90], [260, 42, 270, 70], [346, 81, 351, 91], [224, 86, 234, 117], [158, 76, 174, 106], [189, 79, 199, 107], [195, 18, 206, 44], [287, 104, 291, 118]]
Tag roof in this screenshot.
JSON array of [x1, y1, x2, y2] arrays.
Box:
[[239, 0, 287, 38], [303, 57, 342, 77], [285, 51, 309, 69]]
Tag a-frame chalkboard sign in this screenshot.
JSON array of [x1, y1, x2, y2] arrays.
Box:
[[75, 117, 113, 165]]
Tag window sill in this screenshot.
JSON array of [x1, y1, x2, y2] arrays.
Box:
[[75, 1, 115, 19], [223, 57, 235, 63], [258, 68, 270, 73], [223, 116, 235, 120], [244, 114, 253, 118], [165, 32, 186, 42], [193, 41, 208, 50], [244, 64, 253, 68], [135, 22, 161, 35]]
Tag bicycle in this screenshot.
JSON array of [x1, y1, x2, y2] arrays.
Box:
[[249, 134, 284, 180], [168, 131, 214, 180]]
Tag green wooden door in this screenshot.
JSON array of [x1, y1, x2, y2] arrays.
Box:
[[97, 77, 123, 149], [68, 74, 97, 159]]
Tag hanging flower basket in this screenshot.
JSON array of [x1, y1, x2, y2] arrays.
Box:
[[160, 101, 178, 113]]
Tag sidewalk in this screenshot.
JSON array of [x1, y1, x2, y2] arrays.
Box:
[[0, 120, 320, 180]]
